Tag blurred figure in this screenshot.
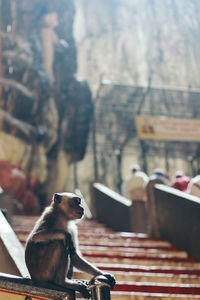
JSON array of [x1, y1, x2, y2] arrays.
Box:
[[149, 168, 169, 185], [146, 168, 169, 237], [171, 171, 190, 192], [0, 160, 40, 214], [187, 169, 200, 197], [124, 164, 149, 201], [123, 164, 149, 233]]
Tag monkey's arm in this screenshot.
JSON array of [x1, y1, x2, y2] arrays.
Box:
[[72, 253, 116, 289], [72, 252, 104, 276], [30, 229, 66, 243]]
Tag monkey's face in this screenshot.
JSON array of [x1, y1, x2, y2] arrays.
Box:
[[54, 193, 84, 220]]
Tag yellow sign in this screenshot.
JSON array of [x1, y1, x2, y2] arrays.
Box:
[[135, 115, 200, 142]]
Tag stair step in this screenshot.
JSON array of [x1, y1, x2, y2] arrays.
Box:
[[76, 285, 200, 299], [76, 289, 200, 300], [113, 282, 200, 294], [95, 263, 200, 276], [110, 291, 200, 299], [79, 246, 187, 258], [82, 252, 193, 262], [79, 237, 172, 247], [77, 219, 110, 227], [16, 233, 175, 248], [78, 228, 114, 233], [73, 270, 200, 284], [86, 257, 200, 268], [79, 241, 178, 251], [78, 232, 161, 241]]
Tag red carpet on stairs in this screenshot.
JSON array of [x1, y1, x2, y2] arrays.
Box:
[[13, 216, 200, 299]]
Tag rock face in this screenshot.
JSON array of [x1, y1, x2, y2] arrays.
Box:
[[0, 0, 93, 212], [72, 0, 200, 194], [74, 0, 200, 95]]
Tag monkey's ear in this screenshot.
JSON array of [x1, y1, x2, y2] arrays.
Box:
[[53, 193, 62, 204]]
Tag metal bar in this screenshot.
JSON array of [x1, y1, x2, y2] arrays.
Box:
[[89, 275, 111, 300]]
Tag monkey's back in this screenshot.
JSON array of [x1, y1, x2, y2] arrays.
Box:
[[25, 239, 69, 285]]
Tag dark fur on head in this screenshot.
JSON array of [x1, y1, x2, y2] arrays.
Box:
[[53, 193, 62, 204]]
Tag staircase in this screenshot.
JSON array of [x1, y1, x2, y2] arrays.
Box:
[[13, 216, 200, 300]]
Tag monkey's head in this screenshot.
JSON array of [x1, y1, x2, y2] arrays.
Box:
[[52, 192, 84, 220]]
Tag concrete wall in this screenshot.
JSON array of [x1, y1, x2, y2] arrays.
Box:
[[0, 240, 21, 276], [91, 182, 200, 260], [0, 210, 29, 277], [154, 184, 200, 261], [91, 183, 132, 232], [91, 182, 148, 232]]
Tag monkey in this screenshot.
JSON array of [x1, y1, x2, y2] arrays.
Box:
[[25, 192, 116, 299]]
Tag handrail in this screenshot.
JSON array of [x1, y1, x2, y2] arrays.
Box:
[[90, 275, 111, 300], [93, 183, 131, 206], [0, 272, 112, 300], [0, 272, 75, 300]]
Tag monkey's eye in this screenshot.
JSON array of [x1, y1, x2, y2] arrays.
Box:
[[69, 197, 81, 208], [74, 197, 81, 205]]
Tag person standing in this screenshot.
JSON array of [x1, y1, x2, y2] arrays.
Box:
[[123, 164, 149, 233], [124, 164, 149, 201], [187, 169, 200, 197], [171, 171, 190, 192]]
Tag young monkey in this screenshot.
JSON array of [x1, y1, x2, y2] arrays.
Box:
[[25, 192, 115, 298]]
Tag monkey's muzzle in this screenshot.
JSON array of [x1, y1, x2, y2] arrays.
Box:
[[77, 206, 84, 218]]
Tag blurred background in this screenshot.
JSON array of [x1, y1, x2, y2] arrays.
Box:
[[0, 0, 200, 214]]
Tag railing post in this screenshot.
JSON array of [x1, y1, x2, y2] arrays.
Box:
[[89, 275, 111, 300]]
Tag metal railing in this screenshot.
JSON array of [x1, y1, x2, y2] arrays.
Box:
[[90, 275, 111, 300], [0, 273, 112, 300]]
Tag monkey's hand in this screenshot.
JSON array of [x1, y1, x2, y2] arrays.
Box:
[[65, 279, 90, 299], [76, 280, 90, 299], [102, 273, 116, 289]]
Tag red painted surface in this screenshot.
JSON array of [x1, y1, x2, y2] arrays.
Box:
[[79, 242, 178, 251], [13, 216, 200, 297], [79, 233, 161, 241], [0, 160, 40, 214], [98, 265, 200, 276], [83, 252, 195, 262], [114, 282, 200, 295]]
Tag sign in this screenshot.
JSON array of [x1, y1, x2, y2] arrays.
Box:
[[135, 115, 200, 142]]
